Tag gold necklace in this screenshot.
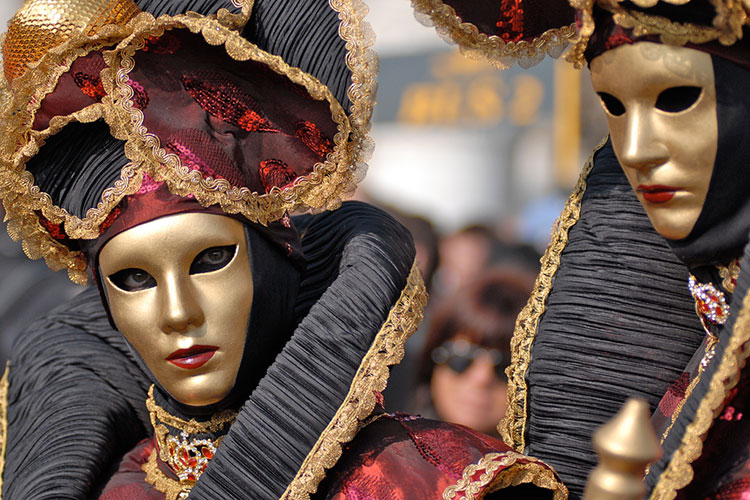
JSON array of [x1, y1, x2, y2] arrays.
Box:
[[143, 385, 237, 500]]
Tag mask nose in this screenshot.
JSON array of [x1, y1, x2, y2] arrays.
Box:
[[618, 107, 670, 172], [158, 272, 205, 334]]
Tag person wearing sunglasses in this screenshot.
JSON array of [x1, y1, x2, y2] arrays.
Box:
[[416, 270, 533, 437]]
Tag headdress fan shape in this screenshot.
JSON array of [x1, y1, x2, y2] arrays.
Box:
[[0, 0, 376, 284]]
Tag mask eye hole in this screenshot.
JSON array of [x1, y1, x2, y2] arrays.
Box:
[[190, 245, 237, 275], [109, 268, 156, 292], [655, 86, 702, 113], [597, 92, 625, 116]]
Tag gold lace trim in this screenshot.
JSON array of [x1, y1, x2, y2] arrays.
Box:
[[279, 261, 428, 500], [411, 0, 577, 69], [0, 364, 9, 499], [649, 285, 750, 499], [719, 259, 741, 294], [0, 1, 377, 285], [106, 13, 353, 227], [143, 449, 189, 500], [567, 0, 747, 68], [500, 138, 606, 450], [442, 451, 568, 500]]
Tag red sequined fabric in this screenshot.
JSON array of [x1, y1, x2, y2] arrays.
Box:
[[182, 72, 280, 133], [295, 121, 334, 160], [674, 369, 750, 498], [129, 30, 338, 194], [259, 159, 296, 193], [72, 52, 107, 101], [496, 0, 525, 42]]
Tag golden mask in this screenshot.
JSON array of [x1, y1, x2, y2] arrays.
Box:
[[590, 42, 718, 240], [99, 213, 253, 407]]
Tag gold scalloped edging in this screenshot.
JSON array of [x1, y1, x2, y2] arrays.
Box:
[[279, 261, 428, 500], [567, 0, 747, 67], [500, 138, 606, 450], [0, 364, 8, 499], [649, 284, 750, 499], [411, 0, 577, 69], [106, 13, 354, 227], [0, 1, 377, 284], [143, 450, 186, 500], [442, 451, 568, 500]]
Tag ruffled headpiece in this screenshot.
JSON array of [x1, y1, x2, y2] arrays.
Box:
[[0, 0, 377, 283]]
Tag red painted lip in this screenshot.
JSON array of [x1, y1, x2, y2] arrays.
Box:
[[166, 345, 218, 369], [637, 185, 680, 204]]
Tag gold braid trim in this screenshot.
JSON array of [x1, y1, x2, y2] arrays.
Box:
[[442, 451, 568, 500], [143, 449, 189, 500], [279, 261, 428, 500], [411, 0, 577, 69], [649, 286, 750, 499], [146, 385, 237, 435], [0, 364, 9, 499], [566, 0, 748, 67], [500, 138, 606, 450]]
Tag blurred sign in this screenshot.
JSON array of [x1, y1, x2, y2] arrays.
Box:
[[375, 49, 554, 130]]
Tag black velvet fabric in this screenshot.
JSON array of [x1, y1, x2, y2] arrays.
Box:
[[523, 140, 705, 499], [4, 201, 415, 499], [666, 57, 750, 268]]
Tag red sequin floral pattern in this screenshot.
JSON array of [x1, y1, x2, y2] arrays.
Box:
[[259, 159, 296, 193], [496, 0, 525, 43], [295, 121, 334, 160], [181, 73, 279, 133]]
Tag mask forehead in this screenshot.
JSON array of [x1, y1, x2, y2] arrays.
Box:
[[99, 212, 253, 407], [590, 42, 718, 241]]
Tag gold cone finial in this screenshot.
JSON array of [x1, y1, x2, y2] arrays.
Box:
[[583, 398, 663, 500], [3, 0, 141, 83]]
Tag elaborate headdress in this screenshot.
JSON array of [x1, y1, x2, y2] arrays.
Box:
[[411, 0, 750, 68], [0, 0, 376, 284]]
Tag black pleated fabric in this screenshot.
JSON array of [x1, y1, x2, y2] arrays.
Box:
[[4, 287, 152, 499], [523, 141, 705, 499], [243, 0, 353, 112], [26, 121, 127, 219], [136, 0, 241, 17], [4, 201, 414, 499], [189, 202, 414, 499]]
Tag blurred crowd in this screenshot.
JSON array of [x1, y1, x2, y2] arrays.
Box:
[[381, 203, 542, 437]]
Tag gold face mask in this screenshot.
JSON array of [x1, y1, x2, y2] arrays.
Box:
[[590, 42, 718, 240], [99, 213, 253, 407]]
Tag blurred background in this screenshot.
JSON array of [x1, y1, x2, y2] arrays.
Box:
[[0, 0, 608, 432]]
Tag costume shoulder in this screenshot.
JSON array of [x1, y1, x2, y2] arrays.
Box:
[[315, 414, 566, 500]]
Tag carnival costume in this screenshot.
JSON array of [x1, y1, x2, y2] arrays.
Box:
[[0, 0, 566, 498], [413, 0, 750, 498]]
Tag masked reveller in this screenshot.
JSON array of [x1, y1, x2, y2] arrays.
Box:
[[0, 0, 568, 498], [413, 0, 750, 497]]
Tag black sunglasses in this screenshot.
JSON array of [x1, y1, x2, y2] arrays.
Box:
[[431, 339, 508, 379]]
